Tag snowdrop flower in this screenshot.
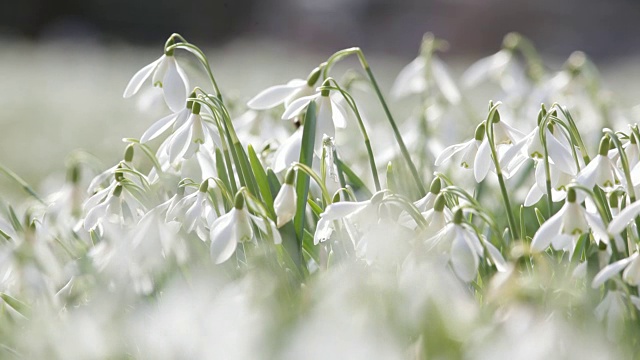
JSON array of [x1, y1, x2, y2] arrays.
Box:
[[417, 194, 452, 237], [391, 48, 460, 104], [139, 93, 195, 144], [166, 180, 218, 241], [399, 179, 444, 229], [274, 169, 297, 228], [247, 67, 321, 110], [609, 199, 640, 236], [123, 49, 190, 112], [501, 120, 576, 178], [577, 137, 624, 192], [159, 101, 221, 164], [592, 252, 640, 288], [83, 180, 146, 232], [272, 128, 303, 173], [209, 192, 281, 264], [594, 290, 628, 340], [425, 209, 505, 282], [435, 122, 484, 171], [356, 216, 414, 266], [314, 191, 386, 245], [281, 79, 348, 155], [531, 188, 608, 253], [523, 160, 575, 206], [462, 49, 515, 89]]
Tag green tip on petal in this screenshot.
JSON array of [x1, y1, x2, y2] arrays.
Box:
[[68, 164, 80, 184], [113, 184, 123, 197], [429, 178, 441, 194], [307, 67, 322, 87], [284, 169, 296, 185], [124, 144, 135, 162], [199, 180, 209, 193], [453, 208, 463, 224], [192, 101, 201, 115], [234, 192, 245, 210], [598, 136, 610, 156], [434, 194, 446, 212], [474, 122, 486, 141]]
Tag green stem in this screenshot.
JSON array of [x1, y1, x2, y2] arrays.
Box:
[[485, 103, 519, 240]]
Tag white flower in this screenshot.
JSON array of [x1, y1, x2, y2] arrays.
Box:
[[435, 122, 484, 171], [609, 199, 640, 236], [272, 128, 303, 173], [314, 191, 386, 245], [281, 87, 348, 155], [531, 188, 608, 253], [139, 106, 191, 144], [425, 209, 505, 282], [83, 182, 146, 231], [209, 193, 281, 264], [391, 54, 460, 104], [274, 170, 297, 228], [594, 290, 628, 340], [576, 137, 624, 192], [592, 253, 640, 288], [523, 160, 575, 206], [158, 102, 221, 164], [501, 123, 576, 178], [247, 67, 320, 110], [166, 181, 219, 241], [123, 53, 190, 112]]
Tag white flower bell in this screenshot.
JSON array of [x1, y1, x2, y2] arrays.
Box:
[[274, 169, 297, 228]]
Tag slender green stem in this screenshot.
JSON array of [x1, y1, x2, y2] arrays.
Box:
[[291, 163, 332, 205], [323, 80, 381, 191], [0, 164, 45, 204], [485, 103, 518, 240], [166, 42, 223, 102], [322, 48, 425, 196]]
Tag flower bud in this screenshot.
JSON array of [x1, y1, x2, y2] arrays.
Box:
[[274, 183, 297, 228]]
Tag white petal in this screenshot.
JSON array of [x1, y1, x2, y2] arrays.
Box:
[[474, 138, 492, 182], [592, 256, 635, 288], [84, 200, 109, 231], [281, 94, 317, 120], [390, 56, 426, 98], [140, 112, 179, 143], [576, 156, 602, 189], [608, 200, 640, 235], [123, 57, 161, 98], [435, 141, 468, 166], [209, 211, 238, 264], [524, 183, 544, 207], [461, 50, 510, 88], [247, 83, 301, 110], [483, 239, 507, 272], [273, 129, 303, 173], [168, 122, 193, 163], [546, 129, 577, 175], [249, 214, 282, 244], [330, 97, 349, 128], [321, 201, 369, 221], [531, 205, 565, 252], [451, 227, 479, 282], [163, 57, 188, 112], [432, 56, 461, 104], [622, 254, 640, 286]]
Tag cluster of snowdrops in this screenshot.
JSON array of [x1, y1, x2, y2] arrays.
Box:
[[1, 32, 640, 358]]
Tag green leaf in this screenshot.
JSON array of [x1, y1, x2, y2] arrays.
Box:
[[336, 158, 372, 199], [292, 101, 317, 269], [248, 145, 275, 219]]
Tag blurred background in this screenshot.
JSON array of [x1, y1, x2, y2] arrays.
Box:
[[2, 0, 640, 198]]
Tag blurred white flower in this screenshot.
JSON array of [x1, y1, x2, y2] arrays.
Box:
[[592, 252, 640, 288], [123, 53, 190, 112], [166, 181, 218, 241], [210, 193, 281, 264], [595, 290, 628, 340], [314, 191, 386, 245], [391, 54, 460, 104], [83, 182, 146, 231]]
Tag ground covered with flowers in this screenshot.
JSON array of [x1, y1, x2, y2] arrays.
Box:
[[1, 32, 640, 359]]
